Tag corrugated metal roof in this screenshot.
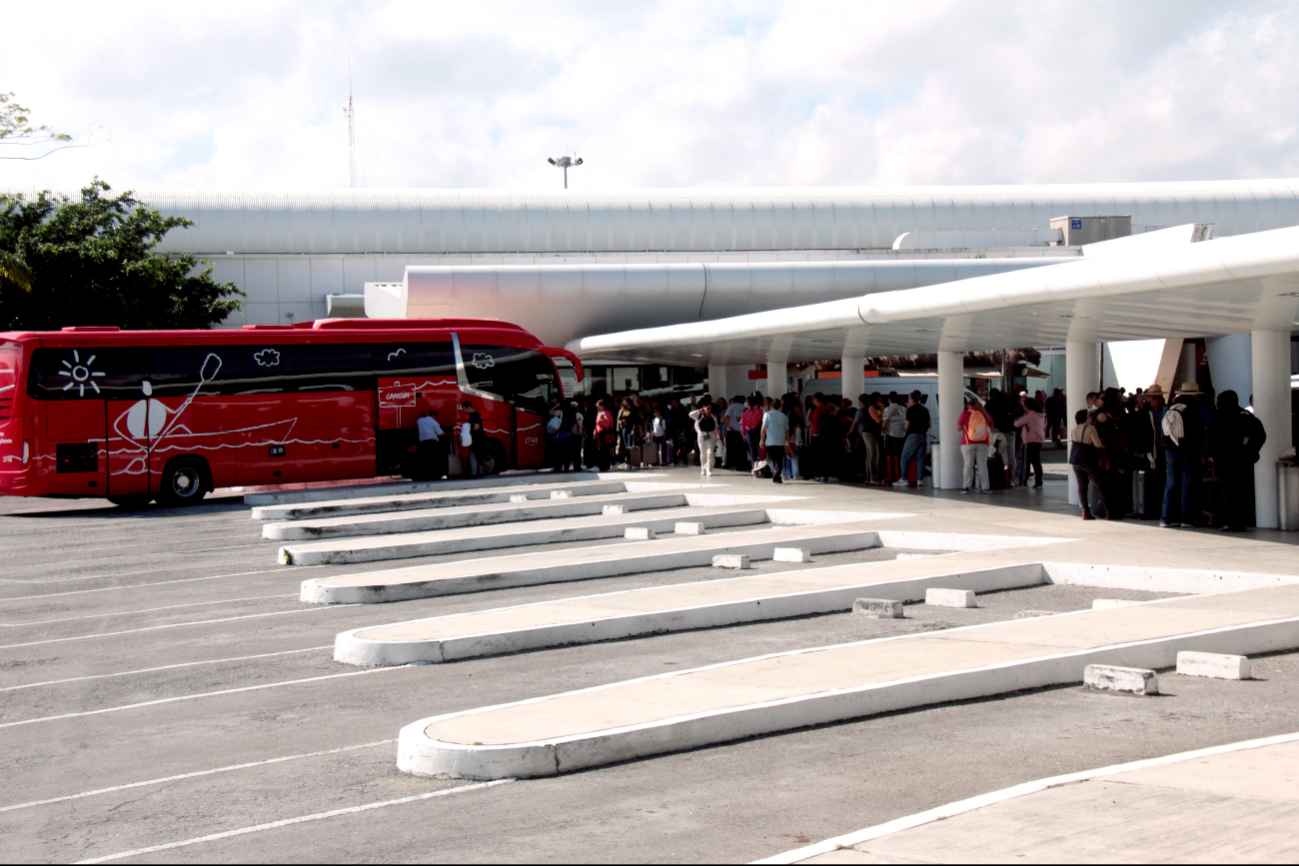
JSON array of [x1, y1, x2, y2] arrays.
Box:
[[5, 180, 1299, 255]]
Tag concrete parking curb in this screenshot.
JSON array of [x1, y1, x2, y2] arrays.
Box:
[[395, 586, 1299, 780], [262, 492, 702, 541], [278, 506, 774, 565], [334, 560, 1046, 665], [300, 526, 889, 604], [243, 471, 622, 507], [250, 480, 640, 521]]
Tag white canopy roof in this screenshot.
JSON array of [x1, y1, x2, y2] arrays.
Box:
[[565, 225, 1299, 365]]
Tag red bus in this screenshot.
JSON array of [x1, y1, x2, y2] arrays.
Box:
[[0, 319, 582, 506]]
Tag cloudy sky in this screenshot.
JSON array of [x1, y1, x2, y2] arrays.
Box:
[[3, 0, 1298, 191]]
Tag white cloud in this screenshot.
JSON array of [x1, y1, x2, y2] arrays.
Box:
[[2, 0, 1297, 191]]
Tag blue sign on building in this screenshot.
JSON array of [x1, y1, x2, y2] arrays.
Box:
[[1071, 219, 1083, 230]]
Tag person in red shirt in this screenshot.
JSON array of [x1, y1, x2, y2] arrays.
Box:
[[958, 396, 992, 493]]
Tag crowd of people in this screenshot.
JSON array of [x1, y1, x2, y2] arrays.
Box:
[[413, 379, 1270, 532], [540, 389, 946, 486], [1061, 382, 1268, 530]]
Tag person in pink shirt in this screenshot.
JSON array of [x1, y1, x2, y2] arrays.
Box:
[[741, 396, 764, 466], [1015, 397, 1047, 488]]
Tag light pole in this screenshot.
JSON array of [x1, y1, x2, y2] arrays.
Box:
[[547, 155, 583, 189]]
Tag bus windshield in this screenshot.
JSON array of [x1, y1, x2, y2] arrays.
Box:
[[461, 344, 560, 414]]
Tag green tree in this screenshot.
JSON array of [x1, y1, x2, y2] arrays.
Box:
[[0, 179, 243, 331], [0, 91, 71, 145]]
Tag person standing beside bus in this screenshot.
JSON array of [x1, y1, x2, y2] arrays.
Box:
[[416, 409, 445, 480]]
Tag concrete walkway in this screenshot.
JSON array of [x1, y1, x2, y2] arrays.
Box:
[[765, 730, 1299, 864], [334, 554, 1050, 665], [398, 584, 1299, 780]]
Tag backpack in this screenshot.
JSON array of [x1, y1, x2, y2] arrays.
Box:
[[964, 410, 988, 442], [1161, 404, 1185, 448]]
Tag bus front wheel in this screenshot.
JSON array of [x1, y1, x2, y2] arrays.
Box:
[[159, 458, 210, 506]]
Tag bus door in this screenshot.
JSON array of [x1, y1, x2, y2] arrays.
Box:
[[105, 389, 156, 498]]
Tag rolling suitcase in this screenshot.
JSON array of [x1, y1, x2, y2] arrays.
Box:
[[1132, 470, 1164, 519], [987, 453, 1007, 490], [644, 441, 661, 466], [626, 445, 643, 468]]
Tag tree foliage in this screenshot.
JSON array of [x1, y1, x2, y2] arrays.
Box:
[[0, 179, 243, 331], [0, 92, 71, 144]]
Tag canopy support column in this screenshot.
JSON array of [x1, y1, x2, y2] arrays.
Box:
[[767, 361, 788, 401], [1065, 340, 1098, 505], [840, 353, 864, 407], [1252, 329, 1292, 529], [937, 350, 963, 490]]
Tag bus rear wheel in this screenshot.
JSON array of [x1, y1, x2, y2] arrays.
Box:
[[158, 458, 210, 506]]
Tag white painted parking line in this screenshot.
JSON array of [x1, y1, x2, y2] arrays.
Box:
[[0, 568, 293, 601], [0, 605, 355, 650], [0, 739, 394, 814], [75, 779, 513, 864], [0, 667, 401, 730], [0, 557, 276, 584], [10, 540, 265, 562], [0, 594, 298, 627], [0, 646, 333, 693]]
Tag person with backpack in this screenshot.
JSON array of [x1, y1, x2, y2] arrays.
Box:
[[689, 398, 720, 477], [958, 396, 992, 493], [1160, 383, 1207, 528], [1208, 389, 1267, 531]]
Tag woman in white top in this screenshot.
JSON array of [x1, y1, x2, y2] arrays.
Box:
[[688, 401, 721, 476]]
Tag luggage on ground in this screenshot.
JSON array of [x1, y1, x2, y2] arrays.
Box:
[[1132, 469, 1164, 519], [987, 453, 1007, 490]]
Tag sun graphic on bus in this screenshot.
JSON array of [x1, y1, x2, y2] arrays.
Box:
[[57, 350, 106, 396]]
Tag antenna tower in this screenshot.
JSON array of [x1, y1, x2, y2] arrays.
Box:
[[344, 59, 357, 187]]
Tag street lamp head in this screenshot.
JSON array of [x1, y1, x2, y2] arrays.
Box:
[[547, 154, 584, 188]]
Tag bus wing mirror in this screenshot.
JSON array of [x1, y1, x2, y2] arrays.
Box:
[[541, 348, 583, 383]]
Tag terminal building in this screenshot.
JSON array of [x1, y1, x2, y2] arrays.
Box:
[[14, 179, 1299, 523]]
